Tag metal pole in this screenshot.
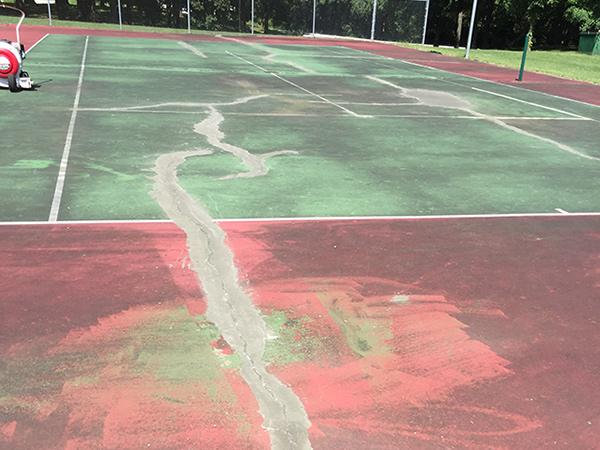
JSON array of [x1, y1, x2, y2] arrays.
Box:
[[370, 0, 377, 41], [251, 0, 254, 34], [187, 0, 191, 33], [117, 0, 122, 30], [465, 0, 478, 58], [312, 0, 316, 37], [238, 0, 241, 32], [421, 0, 430, 45], [47, 0, 52, 26], [518, 33, 530, 81]]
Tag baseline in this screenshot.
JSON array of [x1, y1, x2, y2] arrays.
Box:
[[2, 212, 600, 227]]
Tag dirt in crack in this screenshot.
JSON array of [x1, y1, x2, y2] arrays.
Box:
[[149, 133, 311, 448], [194, 104, 298, 180]]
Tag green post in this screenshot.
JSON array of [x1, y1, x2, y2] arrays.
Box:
[[518, 33, 530, 82]]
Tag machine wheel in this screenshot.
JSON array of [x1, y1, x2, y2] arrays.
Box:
[[7, 73, 20, 92]]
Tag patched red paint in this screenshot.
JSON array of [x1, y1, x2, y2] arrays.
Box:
[[221, 217, 600, 448], [1, 217, 599, 448], [210, 335, 234, 355], [0, 223, 204, 349], [0, 223, 265, 449]]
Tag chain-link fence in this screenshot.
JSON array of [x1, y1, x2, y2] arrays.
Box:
[[4, 0, 426, 43]]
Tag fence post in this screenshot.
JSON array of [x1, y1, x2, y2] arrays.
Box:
[[370, 0, 377, 40]]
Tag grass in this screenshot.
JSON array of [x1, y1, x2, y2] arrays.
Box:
[[398, 43, 600, 85]]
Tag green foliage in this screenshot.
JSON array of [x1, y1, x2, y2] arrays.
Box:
[[566, 0, 600, 32]]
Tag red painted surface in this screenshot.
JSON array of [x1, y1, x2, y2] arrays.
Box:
[[221, 216, 600, 448], [0, 223, 268, 449], [1, 218, 599, 448]]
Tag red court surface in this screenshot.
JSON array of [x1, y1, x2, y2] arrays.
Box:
[[2, 217, 599, 448]]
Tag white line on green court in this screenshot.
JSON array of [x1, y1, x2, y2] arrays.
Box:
[[71, 109, 591, 121], [213, 212, 600, 223], [470, 87, 591, 120], [25, 33, 49, 54], [368, 75, 600, 161], [0, 220, 174, 226], [220, 36, 316, 74], [177, 41, 207, 58], [1, 212, 599, 227], [48, 35, 89, 223], [226, 50, 366, 117], [392, 57, 600, 115]]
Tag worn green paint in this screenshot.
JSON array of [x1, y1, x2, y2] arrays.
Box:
[[178, 114, 600, 218], [11, 160, 56, 169], [132, 307, 243, 387], [316, 294, 392, 358], [0, 352, 95, 397], [262, 309, 329, 366], [0, 305, 244, 407], [1, 35, 599, 222]]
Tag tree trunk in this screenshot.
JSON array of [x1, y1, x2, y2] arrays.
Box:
[[77, 0, 96, 22], [456, 11, 464, 48]]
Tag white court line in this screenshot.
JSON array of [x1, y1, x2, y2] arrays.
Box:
[[25, 33, 49, 54], [470, 87, 590, 119], [48, 36, 89, 223], [1, 212, 599, 227], [391, 57, 600, 113], [323, 46, 600, 113], [226, 51, 365, 117], [555, 208, 570, 214], [67, 107, 595, 121], [178, 41, 207, 58], [213, 212, 600, 223], [366, 60, 594, 121], [72, 107, 591, 121], [0, 220, 174, 226]]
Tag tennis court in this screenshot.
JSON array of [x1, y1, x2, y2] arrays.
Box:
[[1, 28, 600, 449]]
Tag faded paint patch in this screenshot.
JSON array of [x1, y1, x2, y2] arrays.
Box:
[[0, 303, 268, 449]]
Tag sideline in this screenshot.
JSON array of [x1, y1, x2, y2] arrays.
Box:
[[48, 35, 89, 222]]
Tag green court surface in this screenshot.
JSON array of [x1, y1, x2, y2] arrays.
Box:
[[1, 34, 599, 222]]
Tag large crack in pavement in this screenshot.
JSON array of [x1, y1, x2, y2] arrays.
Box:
[[150, 105, 312, 449], [194, 105, 298, 180]]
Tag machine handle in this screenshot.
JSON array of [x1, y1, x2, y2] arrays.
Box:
[[0, 4, 26, 47]]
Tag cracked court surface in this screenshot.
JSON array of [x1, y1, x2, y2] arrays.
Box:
[[1, 31, 600, 449]]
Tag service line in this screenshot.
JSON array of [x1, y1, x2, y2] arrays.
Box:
[[226, 50, 365, 117], [470, 87, 590, 120]]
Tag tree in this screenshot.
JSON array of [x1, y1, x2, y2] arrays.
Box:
[[566, 0, 600, 32]]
